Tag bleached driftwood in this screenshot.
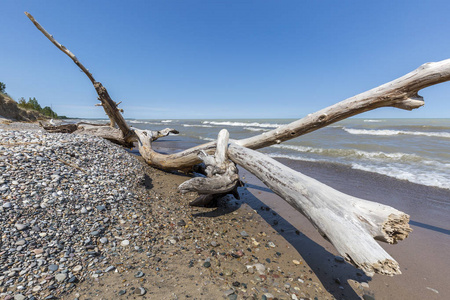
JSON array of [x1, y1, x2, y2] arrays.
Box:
[[178, 129, 240, 206], [25, 12, 133, 142], [227, 141, 411, 276]]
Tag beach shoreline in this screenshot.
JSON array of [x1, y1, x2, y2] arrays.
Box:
[[1, 122, 448, 299]]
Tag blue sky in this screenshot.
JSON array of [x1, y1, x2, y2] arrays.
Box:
[[1, 1, 449, 119]]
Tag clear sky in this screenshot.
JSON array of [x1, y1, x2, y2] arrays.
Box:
[[1, 1, 449, 119]]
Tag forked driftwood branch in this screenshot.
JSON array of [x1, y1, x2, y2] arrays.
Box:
[[25, 12, 450, 276]]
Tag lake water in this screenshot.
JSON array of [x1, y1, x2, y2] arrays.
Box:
[[79, 118, 450, 190]]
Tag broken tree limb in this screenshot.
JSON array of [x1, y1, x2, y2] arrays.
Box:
[[25, 12, 133, 140], [226, 142, 411, 276], [178, 129, 240, 206]]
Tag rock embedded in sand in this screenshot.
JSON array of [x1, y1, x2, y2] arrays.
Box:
[[14, 223, 28, 231]]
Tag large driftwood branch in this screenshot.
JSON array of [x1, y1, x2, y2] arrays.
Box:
[[137, 59, 450, 170], [226, 141, 411, 276], [178, 129, 240, 206], [25, 12, 133, 141]]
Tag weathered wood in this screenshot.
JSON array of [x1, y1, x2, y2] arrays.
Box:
[[25, 12, 133, 141], [226, 142, 411, 276], [178, 129, 240, 206]]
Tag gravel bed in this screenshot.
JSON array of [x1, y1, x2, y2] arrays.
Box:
[[0, 130, 146, 299]]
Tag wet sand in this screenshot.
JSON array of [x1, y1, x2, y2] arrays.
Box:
[[239, 158, 450, 300], [151, 137, 450, 299]]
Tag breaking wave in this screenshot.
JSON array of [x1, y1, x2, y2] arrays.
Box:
[[343, 128, 450, 138], [202, 121, 281, 128]]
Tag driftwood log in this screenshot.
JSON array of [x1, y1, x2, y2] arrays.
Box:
[[26, 12, 450, 276], [178, 129, 241, 206]]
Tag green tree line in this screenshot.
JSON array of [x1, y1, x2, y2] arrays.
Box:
[[1, 81, 67, 119]]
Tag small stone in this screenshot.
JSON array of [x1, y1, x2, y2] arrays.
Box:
[[55, 273, 67, 282], [203, 261, 211, 268], [360, 282, 369, 288], [232, 281, 240, 287], [118, 290, 126, 296], [16, 239, 26, 246], [80, 207, 88, 214], [426, 287, 439, 294], [73, 265, 83, 273], [14, 294, 26, 300], [177, 219, 186, 227], [105, 266, 116, 272], [2, 202, 11, 209], [240, 231, 249, 237], [135, 287, 146, 296], [91, 231, 100, 237], [134, 271, 144, 278], [15, 223, 28, 231], [335, 256, 345, 263], [100, 237, 108, 244], [224, 289, 235, 297], [32, 286, 41, 292], [267, 241, 276, 248], [228, 294, 238, 300], [362, 295, 375, 300], [292, 260, 301, 265], [48, 264, 59, 272], [96, 205, 106, 211], [210, 241, 218, 247], [68, 276, 79, 283], [121, 240, 130, 246]]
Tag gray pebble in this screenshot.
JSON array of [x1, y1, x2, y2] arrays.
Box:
[[55, 273, 67, 282], [135, 287, 146, 296], [105, 266, 116, 272], [48, 264, 59, 272]]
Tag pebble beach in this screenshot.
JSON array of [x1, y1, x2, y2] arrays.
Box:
[[2, 122, 448, 300], [0, 124, 337, 300]]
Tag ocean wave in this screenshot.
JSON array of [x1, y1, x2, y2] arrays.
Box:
[[343, 128, 450, 138], [128, 120, 162, 125], [271, 144, 423, 162], [244, 127, 268, 132], [363, 119, 384, 123], [351, 163, 450, 190], [202, 121, 281, 128], [183, 124, 213, 128], [268, 153, 319, 162], [198, 136, 215, 142], [161, 120, 173, 123]]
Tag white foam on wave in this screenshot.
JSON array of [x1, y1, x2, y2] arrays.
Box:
[[352, 163, 450, 190], [244, 127, 268, 132], [202, 121, 281, 128], [271, 144, 422, 162], [343, 128, 450, 138], [268, 153, 319, 162], [363, 119, 384, 123], [183, 124, 213, 128], [198, 136, 215, 142], [128, 120, 162, 125], [161, 120, 173, 123]]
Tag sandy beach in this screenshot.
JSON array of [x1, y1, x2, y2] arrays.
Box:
[[1, 122, 448, 300]]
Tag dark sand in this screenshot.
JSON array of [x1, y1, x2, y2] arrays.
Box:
[[239, 158, 450, 300]]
